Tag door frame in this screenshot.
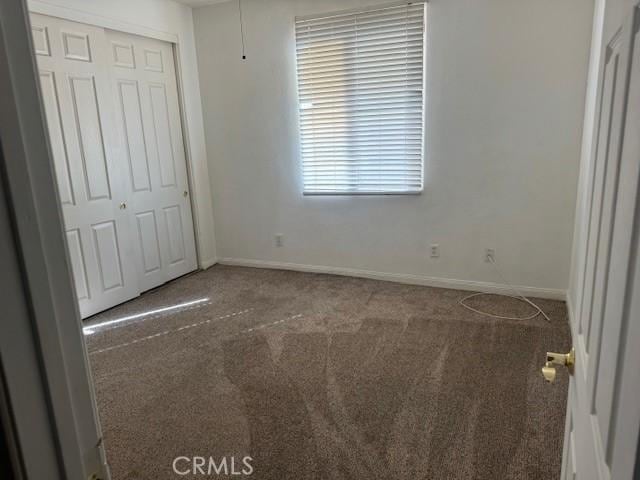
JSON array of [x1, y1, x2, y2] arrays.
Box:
[[27, 0, 216, 272], [0, 0, 107, 477]]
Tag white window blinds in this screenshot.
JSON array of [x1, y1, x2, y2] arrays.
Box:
[[295, 2, 425, 195]]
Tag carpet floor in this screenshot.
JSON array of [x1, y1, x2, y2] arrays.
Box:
[[84, 265, 571, 480]]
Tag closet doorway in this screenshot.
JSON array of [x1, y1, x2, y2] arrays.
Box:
[[31, 13, 197, 318]]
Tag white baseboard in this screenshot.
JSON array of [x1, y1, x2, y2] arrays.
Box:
[[564, 291, 586, 369], [200, 257, 217, 270], [565, 293, 575, 322], [217, 257, 567, 300], [565, 292, 579, 338]]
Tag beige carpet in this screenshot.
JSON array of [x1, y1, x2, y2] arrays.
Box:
[[85, 265, 571, 480]]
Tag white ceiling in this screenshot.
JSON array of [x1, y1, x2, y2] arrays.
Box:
[[172, 0, 232, 8]]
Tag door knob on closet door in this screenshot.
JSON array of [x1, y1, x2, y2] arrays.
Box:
[[541, 347, 575, 382], [183, 190, 189, 197], [119, 202, 127, 210]]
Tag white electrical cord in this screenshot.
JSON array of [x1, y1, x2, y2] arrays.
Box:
[[459, 255, 551, 322]]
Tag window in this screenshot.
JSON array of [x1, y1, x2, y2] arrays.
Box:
[[295, 2, 426, 195]]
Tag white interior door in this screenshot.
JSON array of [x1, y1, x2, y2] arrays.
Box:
[[31, 13, 139, 318], [32, 13, 199, 316], [106, 29, 197, 292], [562, 0, 640, 478]]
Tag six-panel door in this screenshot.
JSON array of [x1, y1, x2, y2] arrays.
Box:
[[106, 29, 197, 293], [562, 0, 640, 478], [32, 14, 139, 318], [31, 13, 197, 318]]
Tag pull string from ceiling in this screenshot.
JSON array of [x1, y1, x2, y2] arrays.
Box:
[[238, 0, 246, 59]]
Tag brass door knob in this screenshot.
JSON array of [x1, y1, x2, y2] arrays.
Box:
[[542, 363, 557, 382], [541, 347, 575, 383]]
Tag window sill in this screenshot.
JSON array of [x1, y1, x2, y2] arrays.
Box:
[[303, 190, 423, 196]]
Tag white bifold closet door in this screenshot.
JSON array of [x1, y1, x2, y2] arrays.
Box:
[[31, 13, 197, 318], [106, 29, 197, 292], [31, 14, 139, 318]]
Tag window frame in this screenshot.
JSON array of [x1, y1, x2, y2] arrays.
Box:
[[295, 1, 427, 196]]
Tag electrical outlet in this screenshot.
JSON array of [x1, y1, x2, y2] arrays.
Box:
[[275, 234, 284, 247], [430, 244, 440, 258], [485, 248, 495, 263]]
